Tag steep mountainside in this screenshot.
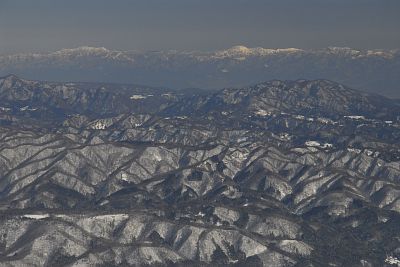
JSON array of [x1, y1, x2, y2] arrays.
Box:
[[0, 76, 399, 266], [1, 46, 400, 97]]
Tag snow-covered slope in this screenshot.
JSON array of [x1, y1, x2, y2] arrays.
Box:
[[0, 76, 399, 266]]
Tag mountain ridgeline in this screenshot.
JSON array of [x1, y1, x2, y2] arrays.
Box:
[[0, 75, 399, 266], [1, 46, 400, 98]]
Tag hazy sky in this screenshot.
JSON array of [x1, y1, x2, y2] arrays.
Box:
[[0, 0, 399, 54]]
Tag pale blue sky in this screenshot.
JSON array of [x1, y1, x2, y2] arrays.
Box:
[[0, 0, 399, 54]]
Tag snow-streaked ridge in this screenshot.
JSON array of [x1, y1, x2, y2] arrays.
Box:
[[0, 46, 135, 63], [53, 46, 111, 55], [1, 45, 398, 63], [214, 45, 303, 58]]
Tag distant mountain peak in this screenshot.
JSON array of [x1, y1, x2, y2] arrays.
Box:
[[0, 74, 26, 84], [52, 46, 111, 56], [214, 45, 304, 58], [61, 46, 109, 52], [2, 73, 20, 80], [227, 45, 252, 53]]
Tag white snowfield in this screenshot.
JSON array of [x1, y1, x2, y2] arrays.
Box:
[[20, 106, 37, 111], [22, 214, 50, 220], [254, 109, 272, 116], [91, 121, 107, 130], [344, 115, 366, 120], [121, 173, 129, 181], [305, 141, 333, 149], [347, 148, 362, 154], [130, 95, 148, 100], [385, 256, 400, 266]]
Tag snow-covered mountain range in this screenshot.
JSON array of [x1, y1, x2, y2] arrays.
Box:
[[1, 45, 399, 97], [0, 75, 399, 266]]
